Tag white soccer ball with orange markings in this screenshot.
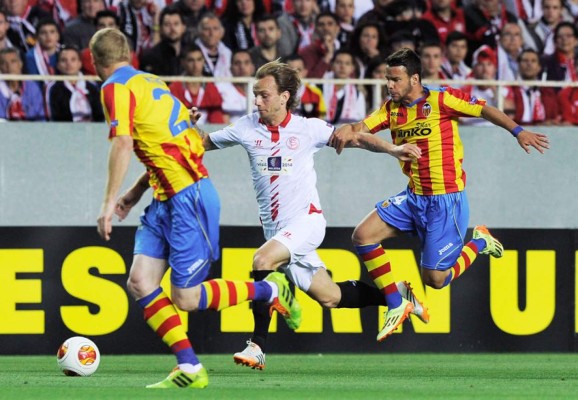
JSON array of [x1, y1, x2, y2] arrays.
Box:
[[56, 336, 100, 377]]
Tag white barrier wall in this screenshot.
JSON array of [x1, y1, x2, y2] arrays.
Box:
[[0, 122, 576, 228]]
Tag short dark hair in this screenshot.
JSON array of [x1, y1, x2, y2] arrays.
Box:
[[35, 18, 60, 36], [445, 31, 468, 47], [180, 44, 203, 60], [95, 9, 120, 26], [386, 47, 422, 79], [554, 21, 578, 40], [255, 14, 279, 28], [315, 11, 339, 25], [160, 5, 184, 26], [517, 48, 540, 63]]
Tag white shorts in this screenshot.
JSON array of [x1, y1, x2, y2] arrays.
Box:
[[264, 212, 327, 292]]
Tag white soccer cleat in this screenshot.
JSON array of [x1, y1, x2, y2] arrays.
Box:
[[396, 281, 430, 324], [233, 340, 266, 370]]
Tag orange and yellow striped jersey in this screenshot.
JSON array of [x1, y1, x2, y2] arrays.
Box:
[[100, 66, 208, 201], [364, 86, 486, 195]]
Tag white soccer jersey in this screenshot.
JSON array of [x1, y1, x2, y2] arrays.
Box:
[[209, 112, 335, 230]]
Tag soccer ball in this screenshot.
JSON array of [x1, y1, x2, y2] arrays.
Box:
[[56, 336, 100, 377]]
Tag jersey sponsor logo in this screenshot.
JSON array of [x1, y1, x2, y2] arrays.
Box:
[[422, 102, 432, 117], [438, 242, 454, 256], [391, 111, 404, 117], [268, 156, 282, 171], [469, 96, 478, 105], [396, 122, 432, 138], [286, 136, 300, 150]]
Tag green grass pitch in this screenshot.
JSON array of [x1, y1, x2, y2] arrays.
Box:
[[1, 354, 577, 399]]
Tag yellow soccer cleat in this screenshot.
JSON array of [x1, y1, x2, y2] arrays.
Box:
[[146, 366, 209, 389], [473, 225, 504, 258], [377, 298, 414, 342]]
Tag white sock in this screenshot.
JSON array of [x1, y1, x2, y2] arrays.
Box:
[[268, 281, 278, 302], [178, 363, 203, 373]]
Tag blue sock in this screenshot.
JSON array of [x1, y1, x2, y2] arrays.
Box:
[[253, 281, 273, 301], [472, 238, 486, 253]]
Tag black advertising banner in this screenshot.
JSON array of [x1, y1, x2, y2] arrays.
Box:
[[0, 227, 576, 355]]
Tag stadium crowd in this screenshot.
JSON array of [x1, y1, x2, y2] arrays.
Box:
[[1, 0, 578, 125]]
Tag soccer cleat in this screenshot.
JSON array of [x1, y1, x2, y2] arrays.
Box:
[[265, 272, 302, 330], [145, 366, 209, 389], [473, 225, 504, 258], [233, 340, 266, 370], [396, 281, 430, 324], [377, 298, 414, 342]]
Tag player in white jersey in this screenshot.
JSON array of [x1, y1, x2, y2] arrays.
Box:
[[194, 60, 423, 370]]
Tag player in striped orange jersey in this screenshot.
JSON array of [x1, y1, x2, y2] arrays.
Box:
[[330, 48, 550, 342], [91, 28, 301, 389]]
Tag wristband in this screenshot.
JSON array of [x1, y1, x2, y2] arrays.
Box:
[[511, 125, 524, 137]]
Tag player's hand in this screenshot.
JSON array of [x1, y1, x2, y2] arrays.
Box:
[[115, 194, 135, 222], [97, 203, 115, 241], [391, 143, 422, 161], [189, 107, 201, 124], [517, 130, 549, 154], [329, 125, 355, 155]]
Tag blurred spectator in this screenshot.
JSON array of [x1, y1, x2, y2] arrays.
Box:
[[139, 6, 186, 76], [363, 55, 388, 111], [541, 21, 578, 88], [45, 45, 103, 121], [420, 41, 448, 81], [117, 0, 159, 57], [0, 47, 45, 120], [463, 0, 517, 56], [298, 11, 341, 78], [357, 0, 394, 28], [422, 0, 466, 47], [507, 0, 542, 24], [215, 49, 255, 122], [461, 45, 513, 126], [0, 10, 15, 50], [497, 22, 523, 81], [4, 0, 51, 53], [347, 21, 386, 78], [440, 31, 471, 84], [557, 53, 578, 125], [334, 0, 355, 47], [194, 13, 232, 76], [387, 31, 416, 53], [80, 9, 139, 75], [381, 0, 439, 50], [384, 0, 440, 48], [277, 0, 318, 53], [509, 48, 558, 125], [37, 0, 74, 29], [525, 0, 572, 55], [61, 0, 104, 50], [24, 18, 60, 79], [169, 45, 225, 124], [173, 0, 210, 45], [222, 0, 266, 52], [248, 15, 283, 69], [322, 49, 365, 124], [284, 52, 326, 119]]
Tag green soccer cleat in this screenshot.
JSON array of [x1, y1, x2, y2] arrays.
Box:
[[265, 272, 302, 330], [473, 225, 504, 258], [396, 281, 430, 324], [146, 367, 209, 389], [377, 298, 414, 342]]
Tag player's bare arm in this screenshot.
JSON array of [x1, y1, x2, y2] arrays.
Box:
[[97, 135, 133, 241], [353, 132, 422, 161], [481, 105, 550, 154], [115, 171, 150, 222], [329, 121, 368, 154], [189, 107, 218, 151]]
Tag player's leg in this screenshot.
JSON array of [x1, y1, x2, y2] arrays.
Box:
[[352, 194, 415, 341], [419, 191, 503, 289]]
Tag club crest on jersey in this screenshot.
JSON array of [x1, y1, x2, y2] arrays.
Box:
[[422, 102, 432, 117], [381, 200, 390, 208], [286, 136, 300, 150]]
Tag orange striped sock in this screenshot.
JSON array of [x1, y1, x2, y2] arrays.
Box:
[[198, 279, 272, 311], [442, 241, 481, 287], [137, 287, 198, 365], [355, 244, 402, 308]]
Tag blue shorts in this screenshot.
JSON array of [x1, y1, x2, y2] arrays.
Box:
[[375, 188, 469, 271], [134, 178, 221, 288]]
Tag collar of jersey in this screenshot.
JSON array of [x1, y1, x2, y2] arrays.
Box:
[[405, 86, 431, 107], [258, 111, 292, 128]]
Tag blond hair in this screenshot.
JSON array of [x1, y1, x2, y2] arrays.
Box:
[[89, 28, 131, 68], [255, 59, 301, 111]]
